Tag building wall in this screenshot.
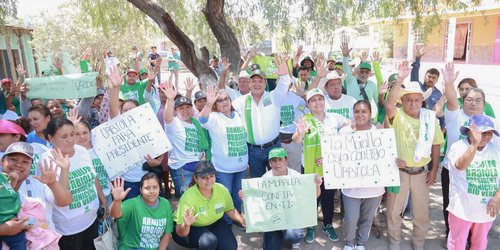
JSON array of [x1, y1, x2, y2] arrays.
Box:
[[0, 30, 37, 78], [393, 23, 409, 59], [467, 14, 499, 64]]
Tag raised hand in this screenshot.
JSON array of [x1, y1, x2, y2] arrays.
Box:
[[33, 159, 58, 185], [315, 56, 328, 79], [183, 208, 199, 226], [274, 53, 290, 76], [294, 117, 309, 137], [108, 66, 124, 89], [206, 85, 217, 105], [67, 108, 81, 125], [414, 45, 425, 59], [379, 82, 389, 95], [221, 57, 231, 72], [247, 47, 257, 60], [311, 50, 318, 62], [160, 81, 178, 101], [360, 51, 369, 62], [397, 61, 412, 80], [16, 64, 26, 77], [295, 45, 303, 57], [50, 148, 70, 171], [371, 51, 381, 62], [340, 35, 352, 57], [441, 62, 459, 84], [147, 66, 156, 82], [110, 178, 131, 202], [184, 78, 195, 93], [468, 123, 482, 147], [53, 56, 63, 70]]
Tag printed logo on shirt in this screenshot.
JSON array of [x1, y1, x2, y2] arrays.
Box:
[[214, 202, 224, 214], [465, 159, 499, 197], [199, 207, 206, 215], [123, 91, 139, 101], [326, 108, 350, 119], [68, 166, 97, 209], [280, 105, 295, 126], [184, 128, 200, 152], [226, 126, 248, 157], [30, 154, 41, 175], [92, 157, 110, 190], [140, 217, 167, 249]]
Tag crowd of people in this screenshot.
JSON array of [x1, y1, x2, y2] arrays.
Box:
[[1, 39, 499, 250]]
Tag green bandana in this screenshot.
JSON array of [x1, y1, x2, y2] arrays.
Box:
[[190, 117, 212, 161], [303, 114, 323, 176]]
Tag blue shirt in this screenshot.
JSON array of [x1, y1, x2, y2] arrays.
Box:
[[26, 131, 51, 147]]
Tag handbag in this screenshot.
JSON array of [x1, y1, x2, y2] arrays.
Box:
[[94, 219, 118, 250]]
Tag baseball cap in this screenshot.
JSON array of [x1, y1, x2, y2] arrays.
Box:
[[268, 147, 287, 160], [239, 70, 250, 79], [194, 161, 216, 177], [359, 62, 372, 71], [174, 96, 193, 108], [1, 78, 12, 85], [250, 69, 266, 79], [335, 62, 343, 69], [460, 114, 499, 136], [388, 73, 398, 85], [306, 88, 325, 102], [3, 142, 34, 159], [0, 120, 27, 136], [126, 69, 138, 76], [194, 91, 207, 101], [139, 68, 148, 76]]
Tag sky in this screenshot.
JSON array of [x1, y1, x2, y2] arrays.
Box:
[[17, 0, 67, 19]]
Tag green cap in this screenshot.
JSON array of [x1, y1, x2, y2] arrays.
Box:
[[250, 69, 266, 79], [359, 62, 372, 71], [139, 68, 148, 75], [388, 73, 398, 84], [268, 147, 287, 160]]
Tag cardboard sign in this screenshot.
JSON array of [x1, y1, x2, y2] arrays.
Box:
[[91, 103, 171, 179], [242, 174, 317, 233], [321, 128, 400, 189], [26, 72, 98, 99]]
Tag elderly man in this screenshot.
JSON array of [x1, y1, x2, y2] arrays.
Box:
[[384, 61, 444, 250], [232, 54, 291, 177]]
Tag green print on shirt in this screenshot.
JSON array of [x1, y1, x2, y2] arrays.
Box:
[[226, 126, 247, 157], [327, 108, 350, 119], [140, 217, 167, 248], [92, 158, 109, 190], [30, 154, 40, 175], [68, 166, 97, 209], [184, 127, 200, 152], [280, 105, 295, 126], [466, 160, 499, 197]]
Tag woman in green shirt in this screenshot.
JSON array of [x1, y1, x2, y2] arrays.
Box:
[[110, 173, 173, 250], [172, 161, 246, 249]]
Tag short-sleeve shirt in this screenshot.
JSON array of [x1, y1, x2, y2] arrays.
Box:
[[148, 53, 160, 67], [388, 108, 444, 167], [280, 91, 308, 134], [0, 173, 20, 224], [120, 80, 148, 105], [446, 139, 500, 223], [89, 149, 111, 196], [325, 94, 357, 119], [117, 196, 173, 250], [164, 117, 202, 170], [80, 60, 92, 73], [174, 183, 234, 227]]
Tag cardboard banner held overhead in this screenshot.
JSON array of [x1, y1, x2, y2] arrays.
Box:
[[242, 174, 317, 233], [321, 128, 400, 189], [91, 103, 171, 179], [26, 72, 98, 99]]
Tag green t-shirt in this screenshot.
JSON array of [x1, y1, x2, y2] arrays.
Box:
[[117, 196, 173, 250], [120, 79, 148, 105], [0, 173, 21, 224], [174, 183, 234, 227], [80, 60, 93, 73]]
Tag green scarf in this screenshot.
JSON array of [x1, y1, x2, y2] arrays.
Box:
[[303, 114, 323, 176], [190, 117, 212, 161], [245, 95, 256, 144]]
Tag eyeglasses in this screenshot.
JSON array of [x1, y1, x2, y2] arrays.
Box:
[[216, 97, 230, 103], [464, 98, 483, 104]]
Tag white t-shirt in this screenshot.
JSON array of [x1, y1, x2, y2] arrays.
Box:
[[339, 125, 386, 199], [280, 91, 308, 134], [0, 110, 18, 121], [325, 94, 357, 120], [18, 176, 55, 230], [29, 143, 49, 176], [233, 75, 291, 145], [43, 145, 99, 235], [89, 149, 111, 196], [446, 139, 500, 223], [164, 117, 202, 170], [202, 112, 248, 173], [263, 167, 301, 177]]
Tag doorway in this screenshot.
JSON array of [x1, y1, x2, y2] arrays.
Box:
[[453, 22, 471, 61]]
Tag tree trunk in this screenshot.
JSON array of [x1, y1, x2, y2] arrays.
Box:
[[4, 31, 17, 82], [127, 0, 219, 89], [202, 0, 241, 76]]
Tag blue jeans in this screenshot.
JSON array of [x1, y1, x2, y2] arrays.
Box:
[[170, 167, 195, 198], [0, 231, 27, 250], [263, 229, 303, 250], [123, 181, 141, 200], [216, 169, 246, 223], [247, 142, 281, 178], [172, 218, 237, 250]]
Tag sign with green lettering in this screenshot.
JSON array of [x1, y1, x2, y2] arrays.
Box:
[[321, 128, 400, 189], [26, 72, 98, 99], [242, 174, 317, 233], [91, 103, 171, 179]]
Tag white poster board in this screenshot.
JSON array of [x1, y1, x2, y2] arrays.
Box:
[[91, 103, 171, 179], [321, 128, 400, 189]]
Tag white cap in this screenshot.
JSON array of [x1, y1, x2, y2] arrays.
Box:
[[306, 88, 325, 102]]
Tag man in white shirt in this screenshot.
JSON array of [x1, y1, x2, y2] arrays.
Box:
[[232, 54, 291, 177], [318, 71, 357, 119]]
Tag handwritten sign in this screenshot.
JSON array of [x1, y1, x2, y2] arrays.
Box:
[[91, 103, 171, 179], [26, 72, 98, 99], [242, 174, 317, 233], [321, 128, 400, 189]]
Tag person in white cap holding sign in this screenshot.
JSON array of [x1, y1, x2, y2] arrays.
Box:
[[384, 61, 444, 250]]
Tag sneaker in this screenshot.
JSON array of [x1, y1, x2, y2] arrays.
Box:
[[343, 246, 354, 250], [356, 246, 366, 250], [304, 226, 315, 243], [403, 210, 413, 220], [291, 243, 301, 250], [322, 224, 339, 242]]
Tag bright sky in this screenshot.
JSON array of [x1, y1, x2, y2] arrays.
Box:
[[17, 0, 67, 18]]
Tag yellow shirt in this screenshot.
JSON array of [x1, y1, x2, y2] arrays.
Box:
[[388, 108, 444, 167]]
